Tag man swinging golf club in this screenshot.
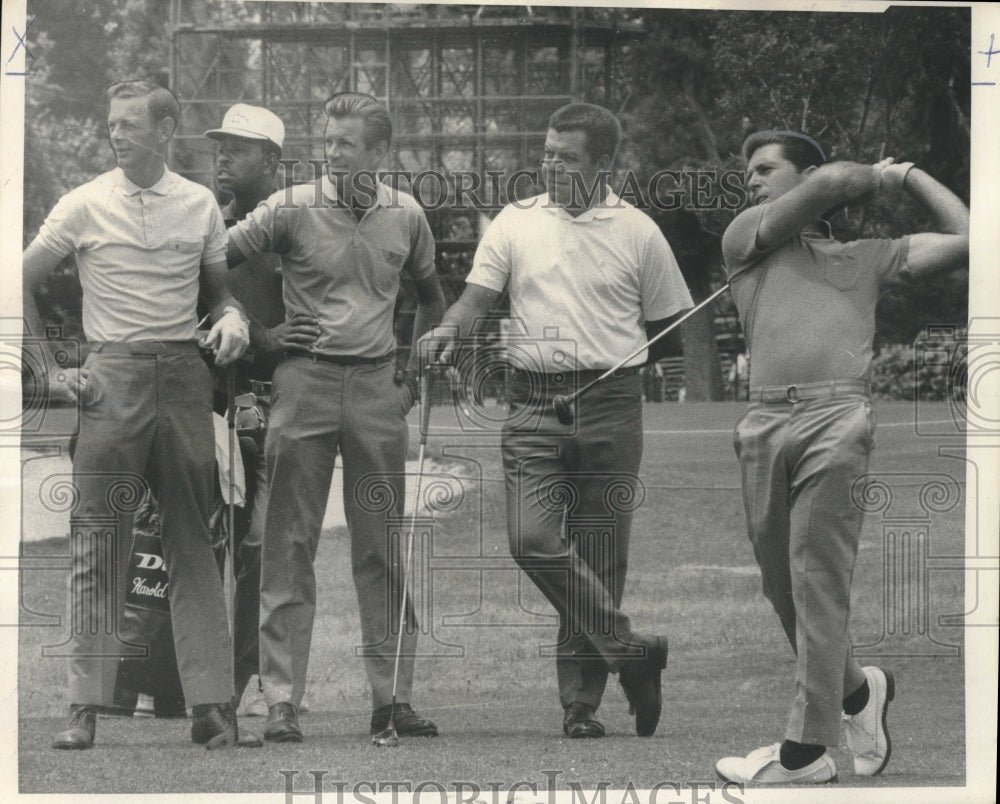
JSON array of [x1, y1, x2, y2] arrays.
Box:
[[424, 102, 693, 738], [715, 131, 969, 784]]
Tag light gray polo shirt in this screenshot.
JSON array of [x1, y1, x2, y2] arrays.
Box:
[[230, 177, 436, 358]]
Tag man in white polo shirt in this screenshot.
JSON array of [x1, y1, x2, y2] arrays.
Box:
[[425, 102, 693, 738], [23, 79, 250, 750]]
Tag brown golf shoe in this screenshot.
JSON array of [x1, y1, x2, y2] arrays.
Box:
[[52, 705, 96, 750]]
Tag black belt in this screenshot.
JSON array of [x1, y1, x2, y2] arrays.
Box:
[[750, 380, 870, 404], [512, 365, 641, 384], [90, 341, 201, 356], [285, 349, 394, 366]]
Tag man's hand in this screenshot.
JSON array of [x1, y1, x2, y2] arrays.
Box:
[[874, 157, 915, 195], [205, 306, 250, 366], [419, 324, 460, 366], [44, 366, 87, 406], [262, 312, 322, 353]]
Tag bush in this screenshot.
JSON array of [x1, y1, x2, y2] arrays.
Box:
[[870, 327, 967, 401]]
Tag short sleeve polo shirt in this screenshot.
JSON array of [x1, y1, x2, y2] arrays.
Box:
[[466, 191, 692, 372], [230, 177, 436, 358], [33, 168, 228, 342]]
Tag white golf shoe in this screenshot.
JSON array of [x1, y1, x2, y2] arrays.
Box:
[[716, 743, 837, 785], [844, 666, 895, 776]]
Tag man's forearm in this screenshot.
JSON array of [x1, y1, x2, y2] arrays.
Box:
[[406, 297, 446, 371], [903, 168, 970, 234]]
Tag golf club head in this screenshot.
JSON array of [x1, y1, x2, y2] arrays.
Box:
[[372, 727, 400, 748], [552, 394, 575, 425]]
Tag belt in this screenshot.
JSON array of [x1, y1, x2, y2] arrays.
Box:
[[750, 379, 870, 404], [89, 341, 201, 356], [512, 365, 641, 384], [286, 349, 395, 366]]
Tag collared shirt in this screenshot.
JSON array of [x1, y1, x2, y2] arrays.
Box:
[[722, 205, 909, 386], [33, 167, 228, 342], [229, 176, 436, 358], [466, 191, 692, 372]]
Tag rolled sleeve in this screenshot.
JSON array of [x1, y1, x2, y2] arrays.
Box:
[[34, 193, 82, 258], [466, 212, 510, 293], [229, 191, 285, 257], [721, 206, 767, 278], [403, 208, 437, 281], [202, 204, 229, 265], [639, 229, 693, 321]]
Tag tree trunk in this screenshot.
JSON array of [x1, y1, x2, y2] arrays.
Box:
[[680, 302, 724, 401]]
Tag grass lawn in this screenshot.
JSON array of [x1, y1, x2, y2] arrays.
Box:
[[14, 401, 981, 800]]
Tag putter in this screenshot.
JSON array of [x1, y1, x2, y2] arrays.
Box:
[[552, 283, 733, 425], [373, 367, 434, 748]]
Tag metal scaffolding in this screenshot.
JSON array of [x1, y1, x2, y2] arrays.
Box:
[[170, 2, 640, 271]]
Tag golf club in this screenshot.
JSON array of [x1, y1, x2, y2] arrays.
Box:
[[225, 366, 264, 748], [552, 283, 733, 425], [372, 366, 434, 748]]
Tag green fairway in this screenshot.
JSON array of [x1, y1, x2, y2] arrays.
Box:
[[17, 402, 971, 797]]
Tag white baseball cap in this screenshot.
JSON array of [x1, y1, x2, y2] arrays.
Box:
[[205, 103, 284, 150]]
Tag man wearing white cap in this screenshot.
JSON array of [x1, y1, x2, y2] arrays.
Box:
[[204, 104, 306, 714]]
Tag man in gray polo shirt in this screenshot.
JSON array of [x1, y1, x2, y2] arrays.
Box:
[[227, 91, 445, 743], [715, 131, 968, 785], [23, 79, 250, 750]]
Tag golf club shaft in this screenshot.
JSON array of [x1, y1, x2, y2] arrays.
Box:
[[567, 283, 732, 406], [226, 367, 236, 565], [387, 368, 433, 709]]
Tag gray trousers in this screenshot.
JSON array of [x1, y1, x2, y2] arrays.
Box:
[[502, 370, 646, 711], [259, 356, 417, 709], [68, 342, 233, 707], [735, 393, 872, 746]]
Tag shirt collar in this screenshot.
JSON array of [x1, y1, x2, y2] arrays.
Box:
[[544, 189, 626, 222], [321, 174, 388, 210], [116, 166, 173, 197]]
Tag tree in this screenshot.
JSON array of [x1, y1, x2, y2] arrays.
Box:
[[620, 6, 970, 398]]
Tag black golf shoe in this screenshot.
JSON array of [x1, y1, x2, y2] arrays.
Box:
[[618, 635, 668, 737], [264, 701, 303, 743], [191, 699, 239, 750], [370, 703, 438, 737], [563, 702, 606, 738], [52, 705, 97, 750]]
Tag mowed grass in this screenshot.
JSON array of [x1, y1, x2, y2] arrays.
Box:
[[17, 402, 970, 796]]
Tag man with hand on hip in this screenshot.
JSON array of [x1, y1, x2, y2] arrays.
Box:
[[715, 131, 968, 785], [227, 91, 445, 744]]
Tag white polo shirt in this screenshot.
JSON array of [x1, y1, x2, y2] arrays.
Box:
[[467, 191, 692, 372], [33, 167, 228, 342]]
